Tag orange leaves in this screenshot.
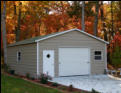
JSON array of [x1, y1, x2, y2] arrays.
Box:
[[26, 15, 31, 21], [43, 13, 69, 34], [3, 1, 121, 46], [7, 34, 15, 44], [85, 17, 95, 34], [109, 32, 121, 54], [21, 25, 26, 31], [113, 33, 121, 46]]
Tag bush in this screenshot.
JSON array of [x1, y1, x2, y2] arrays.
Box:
[[30, 77, 35, 80], [2, 63, 10, 72], [39, 73, 52, 84], [91, 88, 100, 93], [68, 84, 73, 91], [14, 73, 19, 76], [26, 73, 30, 79], [51, 82, 58, 87], [104, 69, 107, 74], [111, 45, 121, 69], [9, 70, 15, 75], [58, 86, 67, 90]]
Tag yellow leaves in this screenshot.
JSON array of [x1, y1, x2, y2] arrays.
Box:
[[21, 7, 27, 12], [3, 1, 121, 45], [21, 1, 29, 5], [7, 34, 15, 44]]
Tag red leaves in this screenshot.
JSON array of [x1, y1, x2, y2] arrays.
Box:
[[108, 32, 121, 54], [3, 1, 121, 45], [113, 32, 121, 46], [26, 15, 31, 21]]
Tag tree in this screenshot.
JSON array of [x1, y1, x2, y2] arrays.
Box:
[[94, 1, 99, 36], [100, 1, 108, 41], [81, 1, 85, 31], [16, 2, 22, 41], [108, 31, 121, 67], [111, 45, 121, 69], [110, 1, 114, 40], [1, 1, 7, 64], [67, 1, 82, 18]]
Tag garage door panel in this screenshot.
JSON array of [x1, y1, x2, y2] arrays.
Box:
[[59, 48, 90, 76]]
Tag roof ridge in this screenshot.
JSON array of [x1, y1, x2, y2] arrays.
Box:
[[8, 28, 109, 47]]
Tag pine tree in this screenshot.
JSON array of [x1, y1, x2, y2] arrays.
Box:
[[111, 45, 121, 69]]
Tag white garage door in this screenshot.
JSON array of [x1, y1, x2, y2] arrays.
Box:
[[59, 48, 90, 76]]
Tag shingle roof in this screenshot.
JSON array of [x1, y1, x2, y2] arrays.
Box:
[[7, 31, 61, 47], [8, 29, 109, 47]]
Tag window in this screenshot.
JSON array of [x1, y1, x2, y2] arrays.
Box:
[[94, 51, 102, 60], [17, 51, 21, 62], [46, 54, 50, 58]]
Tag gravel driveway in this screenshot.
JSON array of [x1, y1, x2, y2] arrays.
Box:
[[51, 75, 121, 93]]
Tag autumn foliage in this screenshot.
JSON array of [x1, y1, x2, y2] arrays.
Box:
[[1, 1, 121, 68], [108, 32, 121, 68]]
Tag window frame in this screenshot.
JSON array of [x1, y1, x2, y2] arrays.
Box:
[[94, 50, 103, 61], [17, 51, 21, 62]]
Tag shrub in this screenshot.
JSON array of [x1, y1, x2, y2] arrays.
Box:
[[91, 88, 100, 93], [3, 63, 10, 72], [58, 86, 67, 90], [30, 77, 35, 80], [39, 73, 52, 84], [14, 73, 19, 76], [51, 82, 58, 87], [111, 45, 121, 69], [26, 73, 30, 79], [9, 70, 15, 75], [68, 84, 74, 91], [104, 69, 107, 74]]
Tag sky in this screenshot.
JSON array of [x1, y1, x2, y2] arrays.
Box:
[[68, 1, 110, 4], [49, 1, 111, 14]]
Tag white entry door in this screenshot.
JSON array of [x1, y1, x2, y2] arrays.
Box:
[[43, 50, 54, 77], [59, 48, 90, 76]]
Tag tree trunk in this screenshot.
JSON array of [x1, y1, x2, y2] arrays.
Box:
[[111, 1, 114, 40], [100, 1, 108, 41], [16, 2, 22, 42], [14, 4, 17, 15], [81, 1, 85, 31], [94, 1, 99, 36], [1, 1, 7, 64]]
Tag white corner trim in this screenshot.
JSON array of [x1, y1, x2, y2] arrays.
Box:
[[37, 42, 40, 77], [35, 28, 109, 44], [16, 51, 19, 62], [105, 44, 108, 70]]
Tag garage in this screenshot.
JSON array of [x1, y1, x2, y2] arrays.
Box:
[[59, 48, 90, 76], [7, 28, 108, 78]]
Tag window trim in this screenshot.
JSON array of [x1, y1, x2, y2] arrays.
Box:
[[94, 50, 103, 61], [17, 51, 21, 62]]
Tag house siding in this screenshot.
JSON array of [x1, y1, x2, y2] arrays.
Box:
[[7, 43, 37, 78], [38, 31, 106, 77]]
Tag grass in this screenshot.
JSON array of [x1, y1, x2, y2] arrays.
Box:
[[1, 73, 62, 93]]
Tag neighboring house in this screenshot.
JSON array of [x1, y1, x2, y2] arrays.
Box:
[[7, 29, 109, 78]]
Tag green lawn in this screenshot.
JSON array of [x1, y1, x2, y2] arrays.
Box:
[[1, 73, 62, 93]]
